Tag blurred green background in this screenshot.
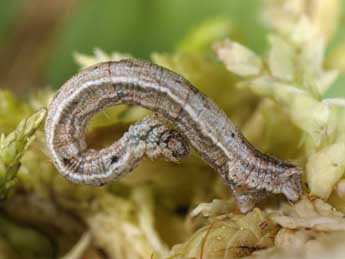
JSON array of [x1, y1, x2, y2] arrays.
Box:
[[0, 0, 265, 93], [0, 0, 344, 96]]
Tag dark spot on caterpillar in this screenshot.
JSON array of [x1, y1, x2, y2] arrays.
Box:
[[110, 156, 119, 164], [63, 158, 70, 165], [231, 133, 235, 138], [174, 78, 182, 85]]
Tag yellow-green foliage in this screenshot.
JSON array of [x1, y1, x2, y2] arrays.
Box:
[[214, 6, 345, 201], [0, 107, 46, 199]]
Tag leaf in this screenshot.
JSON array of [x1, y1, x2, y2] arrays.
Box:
[[296, 28, 338, 95], [213, 39, 263, 76], [270, 196, 345, 231], [262, 0, 340, 41], [214, 10, 345, 210], [306, 142, 345, 199], [190, 199, 235, 218], [132, 185, 169, 257], [245, 231, 345, 259], [241, 99, 302, 160], [166, 209, 279, 259], [238, 75, 331, 146], [267, 35, 295, 81], [86, 191, 163, 259], [245, 197, 345, 259], [0, 108, 46, 199]]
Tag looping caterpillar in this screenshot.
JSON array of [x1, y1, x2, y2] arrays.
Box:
[[45, 59, 302, 213]]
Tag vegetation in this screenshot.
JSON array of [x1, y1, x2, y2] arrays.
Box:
[[1, 0, 345, 258]]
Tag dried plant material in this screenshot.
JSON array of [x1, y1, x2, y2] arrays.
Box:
[[245, 231, 345, 259], [292, 19, 338, 95], [261, 0, 306, 35], [306, 143, 345, 199], [290, 16, 319, 45], [190, 199, 235, 218], [335, 179, 345, 199], [243, 198, 345, 258], [269, 197, 345, 231], [308, 0, 340, 41], [267, 35, 295, 81], [0, 108, 46, 199], [86, 193, 163, 259], [273, 213, 345, 231], [238, 76, 331, 146], [262, 0, 340, 41], [213, 39, 263, 76], [242, 99, 302, 160], [49, 174, 169, 258], [59, 232, 91, 259], [274, 228, 313, 252], [166, 209, 279, 259], [131, 185, 169, 256], [87, 211, 154, 259], [214, 13, 344, 204]]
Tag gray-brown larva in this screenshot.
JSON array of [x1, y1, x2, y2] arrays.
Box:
[[45, 59, 302, 213]]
